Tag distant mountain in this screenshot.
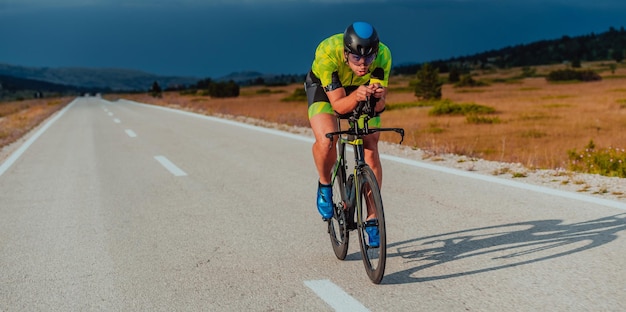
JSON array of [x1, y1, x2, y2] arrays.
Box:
[[0, 74, 100, 101], [0, 63, 199, 91], [217, 71, 305, 86], [0, 74, 84, 92]]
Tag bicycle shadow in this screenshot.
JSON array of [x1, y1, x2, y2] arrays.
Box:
[[376, 213, 626, 285]]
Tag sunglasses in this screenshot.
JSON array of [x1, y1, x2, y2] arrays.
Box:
[[347, 53, 377, 65]]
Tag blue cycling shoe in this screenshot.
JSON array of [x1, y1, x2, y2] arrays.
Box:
[[317, 182, 334, 220], [365, 219, 380, 248]]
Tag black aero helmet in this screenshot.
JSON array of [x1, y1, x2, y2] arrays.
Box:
[[343, 21, 379, 56]]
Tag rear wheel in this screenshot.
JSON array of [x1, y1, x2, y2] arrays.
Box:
[[356, 166, 386, 284], [328, 150, 349, 260]]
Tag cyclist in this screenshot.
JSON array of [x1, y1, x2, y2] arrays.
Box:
[[305, 21, 391, 247]]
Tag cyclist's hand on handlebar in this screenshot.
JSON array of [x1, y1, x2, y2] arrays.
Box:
[[370, 83, 386, 99], [354, 85, 375, 102], [369, 84, 386, 115]]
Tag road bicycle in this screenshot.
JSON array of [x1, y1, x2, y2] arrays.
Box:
[[325, 99, 404, 284]]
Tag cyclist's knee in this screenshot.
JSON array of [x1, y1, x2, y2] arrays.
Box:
[[310, 113, 336, 138], [363, 133, 380, 150], [314, 137, 336, 154]]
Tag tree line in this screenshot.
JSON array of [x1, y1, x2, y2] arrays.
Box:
[[151, 78, 240, 98], [394, 26, 626, 75], [152, 26, 625, 99]]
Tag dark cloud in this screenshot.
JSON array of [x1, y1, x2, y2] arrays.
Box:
[[0, 1, 624, 78]]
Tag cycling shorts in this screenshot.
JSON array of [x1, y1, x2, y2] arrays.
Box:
[[304, 71, 381, 127]]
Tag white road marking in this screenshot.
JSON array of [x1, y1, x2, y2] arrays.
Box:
[[304, 280, 370, 312], [154, 155, 187, 176], [108, 112, 113, 116], [113, 118, 121, 123], [0, 99, 78, 177], [125, 129, 137, 138]]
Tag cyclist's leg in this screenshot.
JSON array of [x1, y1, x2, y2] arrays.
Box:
[[310, 113, 337, 184], [306, 71, 338, 185], [306, 71, 339, 219], [363, 121, 381, 220]]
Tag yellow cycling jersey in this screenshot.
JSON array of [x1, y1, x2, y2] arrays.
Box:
[[311, 33, 392, 90]]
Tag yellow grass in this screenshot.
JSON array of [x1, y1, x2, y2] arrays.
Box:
[[0, 98, 73, 148], [114, 63, 626, 170]]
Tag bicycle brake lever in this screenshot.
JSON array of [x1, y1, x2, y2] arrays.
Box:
[[396, 129, 405, 145], [326, 134, 334, 149]]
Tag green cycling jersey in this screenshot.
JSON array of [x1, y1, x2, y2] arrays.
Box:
[[311, 33, 392, 90]]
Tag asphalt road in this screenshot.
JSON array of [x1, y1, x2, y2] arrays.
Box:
[[1, 97, 625, 311]]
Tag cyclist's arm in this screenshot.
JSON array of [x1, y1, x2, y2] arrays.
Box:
[[370, 84, 386, 114], [370, 46, 392, 114], [326, 86, 374, 115]]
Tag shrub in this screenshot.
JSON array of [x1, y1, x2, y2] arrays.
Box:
[[455, 74, 489, 87], [429, 100, 496, 116], [466, 114, 501, 124], [150, 81, 162, 98], [281, 88, 307, 102], [568, 140, 626, 178], [546, 69, 602, 82], [208, 80, 240, 98], [386, 101, 434, 111], [414, 63, 442, 100], [179, 89, 197, 96], [448, 67, 461, 83], [521, 66, 537, 78]]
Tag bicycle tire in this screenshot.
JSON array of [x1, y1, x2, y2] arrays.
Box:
[[356, 166, 386, 284], [328, 143, 349, 260]]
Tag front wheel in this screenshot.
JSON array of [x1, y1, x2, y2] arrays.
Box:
[[356, 166, 386, 284]]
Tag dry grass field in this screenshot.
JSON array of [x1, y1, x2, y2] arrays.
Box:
[[2, 62, 625, 173], [114, 61, 626, 171], [0, 97, 73, 149]]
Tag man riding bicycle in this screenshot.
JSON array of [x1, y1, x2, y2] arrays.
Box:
[[305, 21, 391, 247]]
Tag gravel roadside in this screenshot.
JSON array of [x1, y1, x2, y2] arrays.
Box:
[[220, 113, 626, 204]]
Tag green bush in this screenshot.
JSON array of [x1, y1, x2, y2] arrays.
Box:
[[546, 69, 602, 82], [179, 89, 197, 96], [448, 67, 461, 83], [429, 100, 495, 116], [455, 74, 489, 87], [281, 88, 307, 102], [466, 114, 501, 124], [208, 80, 240, 98], [386, 101, 434, 111], [568, 140, 626, 177], [150, 81, 162, 98], [414, 63, 442, 100], [521, 66, 537, 78]]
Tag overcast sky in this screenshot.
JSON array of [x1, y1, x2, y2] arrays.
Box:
[[1, 0, 625, 78]]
